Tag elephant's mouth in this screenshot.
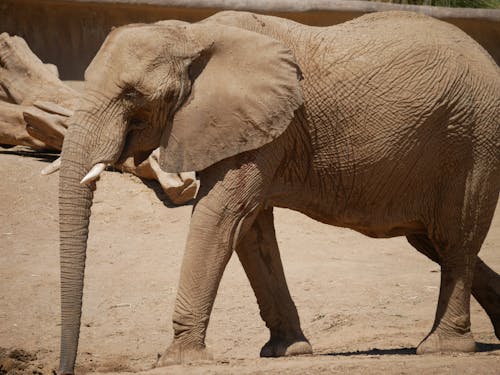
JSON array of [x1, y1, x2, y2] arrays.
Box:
[[117, 126, 157, 166], [81, 131, 156, 186], [117, 105, 158, 164], [80, 102, 161, 186]]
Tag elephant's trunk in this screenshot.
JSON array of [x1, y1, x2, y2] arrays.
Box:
[[58, 100, 127, 374], [58, 122, 94, 374]]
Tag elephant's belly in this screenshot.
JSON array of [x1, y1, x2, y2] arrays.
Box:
[[300, 209, 426, 239], [268, 171, 428, 239], [271, 196, 426, 239], [348, 220, 426, 239]]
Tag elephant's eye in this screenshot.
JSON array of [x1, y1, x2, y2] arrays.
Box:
[[129, 117, 147, 130], [121, 86, 144, 101]]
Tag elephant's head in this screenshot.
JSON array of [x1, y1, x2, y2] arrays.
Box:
[[58, 19, 303, 374]]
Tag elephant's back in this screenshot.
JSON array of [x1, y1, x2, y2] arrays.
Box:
[[308, 11, 497, 76], [294, 11, 499, 184], [298, 10, 499, 133], [330, 11, 500, 159], [351, 11, 493, 63]]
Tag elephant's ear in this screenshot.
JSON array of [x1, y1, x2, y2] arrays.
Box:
[[159, 23, 303, 173]]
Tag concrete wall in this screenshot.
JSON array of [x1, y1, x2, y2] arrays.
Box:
[[1, 0, 499, 79]]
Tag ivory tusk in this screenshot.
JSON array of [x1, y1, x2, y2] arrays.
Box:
[[80, 163, 106, 185], [41, 157, 61, 175]]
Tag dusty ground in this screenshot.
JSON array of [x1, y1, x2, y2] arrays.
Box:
[[1, 147, 499, 374]]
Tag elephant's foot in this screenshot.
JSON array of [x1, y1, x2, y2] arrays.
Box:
[[157, 341, 213, 366], [416, 329, 476, 354], [260, 337, 312, 357]]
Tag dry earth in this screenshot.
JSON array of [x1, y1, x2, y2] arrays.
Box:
[[1, 147, 499, 374]]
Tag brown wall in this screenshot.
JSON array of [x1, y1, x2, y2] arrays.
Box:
[[1, 0, 499, 79]]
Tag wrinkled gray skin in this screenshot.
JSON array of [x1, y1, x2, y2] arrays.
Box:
[[58, 11, 500, 374]]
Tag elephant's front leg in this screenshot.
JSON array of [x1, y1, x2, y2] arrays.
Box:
[[158, 161, 267, 366], [236, 207, 312, 357], [158, 201, 239, 364]]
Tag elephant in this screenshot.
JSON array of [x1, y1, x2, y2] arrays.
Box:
[[57, 10, 500, 374]]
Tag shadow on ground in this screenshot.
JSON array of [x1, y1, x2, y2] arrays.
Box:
[[0, 147, 58, 164], [324, 347, 416, 356], [324, 342, 500, 357]]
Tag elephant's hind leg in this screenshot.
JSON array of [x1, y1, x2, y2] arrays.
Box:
[[413, 234, 477, 354], [407, 234, 500, 341], [236, 207, 312, 357], [407, 168, 498, 354], [471, 259, 500, 340]]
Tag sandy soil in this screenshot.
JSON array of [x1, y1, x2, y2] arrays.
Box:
[[1, 147, 499, 374]]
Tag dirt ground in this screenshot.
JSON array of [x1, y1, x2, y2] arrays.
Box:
[[1, 147, 499, 374]]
